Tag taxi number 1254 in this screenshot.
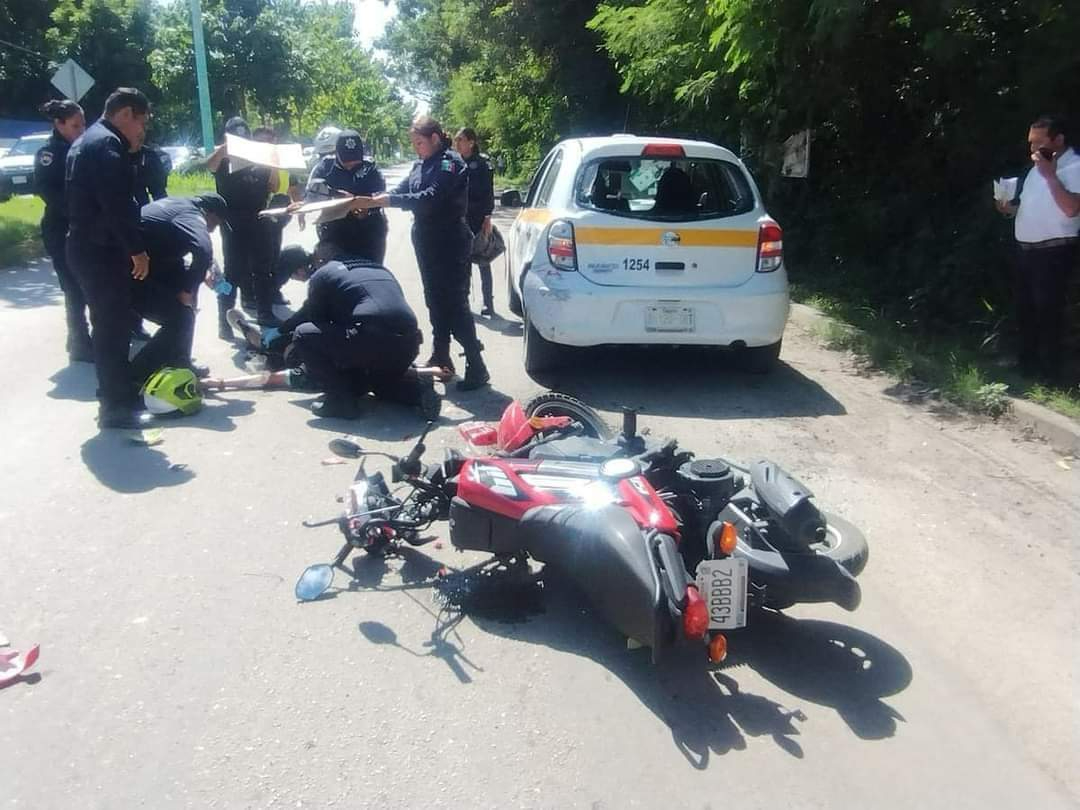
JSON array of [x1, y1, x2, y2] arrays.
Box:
[[623, 258, 650, 271]]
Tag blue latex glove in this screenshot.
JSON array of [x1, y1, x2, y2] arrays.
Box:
[[261, 326, 282, 348]]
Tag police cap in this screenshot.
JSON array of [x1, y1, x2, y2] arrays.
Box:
[[335, 130, 364, 163]]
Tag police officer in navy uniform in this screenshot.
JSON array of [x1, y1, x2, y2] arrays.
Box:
[[206, 116, 281, 337], [34, 99, 89, 361], [274, 247, 440, 420], [137, 193, 230, 377], [300, 129, 388, 264], [65, 87, 156, 429], [349, 116, 490, 390], [134, 144, 171, 207], [452, 127, 496, 317]]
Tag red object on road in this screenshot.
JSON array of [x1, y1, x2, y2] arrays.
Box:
[[0, 644, 40, 687]]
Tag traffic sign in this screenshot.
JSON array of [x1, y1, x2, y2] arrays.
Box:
[[50, 59, 95, 102]]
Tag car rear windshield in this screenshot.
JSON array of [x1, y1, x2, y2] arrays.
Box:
[[575, 156, 755, 221]]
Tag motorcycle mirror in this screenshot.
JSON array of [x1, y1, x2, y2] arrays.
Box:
[[328, 437, 363, 459], [295, 564, 334, 601]]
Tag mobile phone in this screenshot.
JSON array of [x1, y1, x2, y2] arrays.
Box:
[[1038, 147, 1055, 162]]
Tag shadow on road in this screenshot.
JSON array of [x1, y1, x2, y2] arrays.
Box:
[[467, 578, 910, 766], [81, 432, 196, 493], [0, 260, 61, 309], [528, 346, 846, 420], [346, 550, 484, 684], [47, 362, 98, 402], [316, 542, 910, 765]]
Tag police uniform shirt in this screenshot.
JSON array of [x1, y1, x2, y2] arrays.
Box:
[[305, 155, 386, 202], [214, 156, 272, 217], [135, 146, 170, 207], [463, 152, 494, 232], [33, 130, 71, 236], [282, 261, 417, 338], [140, 197, 215, 294], [388, 147, 469, 227], [65, 119, 145, 255]]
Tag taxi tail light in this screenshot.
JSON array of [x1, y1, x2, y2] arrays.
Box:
[[682, 585, 709, 640], [641, 143, 686, 158], [547, 220, 578, 272], [756, 221, 783, 273]]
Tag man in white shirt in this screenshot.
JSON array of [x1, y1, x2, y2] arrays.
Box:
[[997, 115, 1080, 383]]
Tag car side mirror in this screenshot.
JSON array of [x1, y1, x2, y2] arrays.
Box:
[[500, 189, 523, 209]]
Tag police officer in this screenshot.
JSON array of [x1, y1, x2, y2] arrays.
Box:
[[65, 87, 155, 429], [34, 99, 89, 361], [253, 126, 303, 305], [350, 116, 490, 390], [452, 127, 495, 317], [134, 144, 171, 207], [274, 248, 440, 420], [206, 116, 280, 336], [138, 193, 230, 377], [300, 129, 388, 264]]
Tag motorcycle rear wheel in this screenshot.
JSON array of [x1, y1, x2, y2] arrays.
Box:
[[523, 391, 613, 441], [801, 512, 869, 577]]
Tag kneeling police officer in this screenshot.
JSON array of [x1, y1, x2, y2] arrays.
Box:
[[271, 247, 439, 420]]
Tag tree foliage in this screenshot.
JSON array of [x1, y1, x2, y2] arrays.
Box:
[[380, 0, 624, 176], [1, 0, 411, 150]]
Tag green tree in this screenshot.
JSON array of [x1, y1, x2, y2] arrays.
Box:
[[0, 0, 58, 118], [45, 0, 157, 117]]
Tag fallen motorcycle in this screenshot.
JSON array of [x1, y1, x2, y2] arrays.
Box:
[[297, 392, 868, 663]]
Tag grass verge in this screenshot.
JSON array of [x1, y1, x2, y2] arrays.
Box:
[[0, 195, 44, 267], [0, 172, 218, 268], [797, 286, 1080, 421]]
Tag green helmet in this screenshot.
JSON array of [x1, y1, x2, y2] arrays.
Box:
[[142, 367, 202, 415]]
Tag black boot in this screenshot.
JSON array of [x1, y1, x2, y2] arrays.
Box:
[[418, 373, 442, 421], [98, 405, 155, 430], [67, 332, 94, 363], [457, 351, 490, 391], [311, 394, 360, 419]]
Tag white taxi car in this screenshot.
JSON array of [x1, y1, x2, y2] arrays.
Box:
[[504, 135, 789, 373]]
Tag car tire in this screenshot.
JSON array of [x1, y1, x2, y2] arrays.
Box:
[[523, 311, 562, 375], [506, 258, 522, 317], [738, 339, 782, 373]]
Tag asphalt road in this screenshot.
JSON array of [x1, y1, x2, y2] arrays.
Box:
[[2, 165, 1079, 808]]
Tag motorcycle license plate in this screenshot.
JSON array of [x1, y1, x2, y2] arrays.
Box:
[[12, 176, 27, 185], [645, 305, 694, 333], [696, 558, 749, 630]]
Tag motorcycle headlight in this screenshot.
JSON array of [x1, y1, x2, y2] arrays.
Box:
[[346, 481, 370, 513]]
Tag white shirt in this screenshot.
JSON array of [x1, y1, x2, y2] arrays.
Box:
[[1015, 147, 1080, 243]]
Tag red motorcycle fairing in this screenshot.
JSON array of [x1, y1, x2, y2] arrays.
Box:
[[454, 457, 680, 535], [459, 400, 574, 454]]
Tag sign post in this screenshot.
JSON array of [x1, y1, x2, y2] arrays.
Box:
[[189, 0, 215, 154]]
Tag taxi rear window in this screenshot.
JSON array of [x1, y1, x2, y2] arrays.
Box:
[[575, 157, 754, 221]]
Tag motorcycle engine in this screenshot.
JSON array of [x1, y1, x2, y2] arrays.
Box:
[[675, 459, 741, 503]]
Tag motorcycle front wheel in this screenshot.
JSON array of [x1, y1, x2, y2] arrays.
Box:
[[523, 391, 613, 441]]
